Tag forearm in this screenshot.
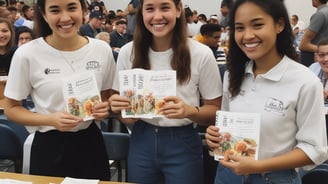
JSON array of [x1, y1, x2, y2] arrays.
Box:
[[5, 104, 51, 127], [256, 148, 313, 173], [188, 97, 221, 126]]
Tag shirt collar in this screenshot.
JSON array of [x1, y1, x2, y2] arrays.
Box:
[[245, 55, 290, 81]]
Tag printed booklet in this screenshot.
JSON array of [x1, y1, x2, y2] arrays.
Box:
[[118, 69, 176, 118], [63, 72, 101, 121], [214, 111, 260, 161]]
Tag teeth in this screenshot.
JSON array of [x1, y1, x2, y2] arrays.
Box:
[[245, 43, 258, 48], [61, 24, 72, 29]]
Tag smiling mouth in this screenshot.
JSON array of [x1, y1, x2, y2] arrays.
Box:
[[244, 42, 260, 48]]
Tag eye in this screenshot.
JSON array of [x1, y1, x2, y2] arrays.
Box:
[[235, 26, 244, 32], [253, 22, 264, 29]]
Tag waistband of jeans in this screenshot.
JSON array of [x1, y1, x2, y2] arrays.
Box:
[[136, 120, 194, 134], [251, 169, 297, 178]]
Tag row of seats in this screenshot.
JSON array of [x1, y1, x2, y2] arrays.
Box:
[[0, 118, 130, 182]]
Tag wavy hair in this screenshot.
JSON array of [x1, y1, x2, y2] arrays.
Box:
[[227, 0, 298, 98]]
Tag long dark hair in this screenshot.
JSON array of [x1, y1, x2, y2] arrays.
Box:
[[132, 0, 191, 84], [33, 0, 87, 38], [227, 0, 298, 98]]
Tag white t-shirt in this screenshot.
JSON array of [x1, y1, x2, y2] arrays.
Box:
[[113, 39, 223, 127], [5, 37, 116, 133], [222, 56, 328, 165]]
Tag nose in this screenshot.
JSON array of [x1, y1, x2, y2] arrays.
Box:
[[60, 11, 71, 22], [153, 10, 163, 20], [243, 28, 255, 39]]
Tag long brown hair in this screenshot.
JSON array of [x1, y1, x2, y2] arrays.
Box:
[[132, 0, 191, 84], [0, 18, 15, 54]]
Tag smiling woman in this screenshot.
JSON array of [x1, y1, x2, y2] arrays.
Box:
[[3, 0, 116, 180]]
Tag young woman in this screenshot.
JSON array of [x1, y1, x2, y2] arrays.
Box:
[[205, 0, 328, 184], [0, 18, 16, 77], [109, 0, 222, 183], [0, 18, 16, 108], [4, 0, 116, 180]]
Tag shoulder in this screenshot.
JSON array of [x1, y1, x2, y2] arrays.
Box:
[[188, 38, 212, 52], [284, 57, 320, 82]]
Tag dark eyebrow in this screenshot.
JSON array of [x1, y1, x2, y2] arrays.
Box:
[[235, 17, 264, 25], [48, 2, 78, 9]]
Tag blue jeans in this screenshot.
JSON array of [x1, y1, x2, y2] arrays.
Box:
[[128, 120, 203, 184], [215, 163, 301, 184]]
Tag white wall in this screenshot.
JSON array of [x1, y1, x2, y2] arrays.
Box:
[[104, 0, 316, 27]]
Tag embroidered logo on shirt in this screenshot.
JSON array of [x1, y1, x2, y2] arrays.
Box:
[[86, 61, 101, 71], [44, 68, 60, 75], [264, 97, 288, 116]]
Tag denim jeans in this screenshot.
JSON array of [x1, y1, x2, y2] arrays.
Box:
[[215, 163, 301, 184], [243, 169, 301, 184], [128, 120, 204, 184]]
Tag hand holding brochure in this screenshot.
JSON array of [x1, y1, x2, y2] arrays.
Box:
[[214, 111, 260, 161], [118, 69, 176, 118], [62, 72, 101, 121]]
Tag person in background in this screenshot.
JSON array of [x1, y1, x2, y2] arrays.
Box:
[[219, 0, 234, 27], [197, 23, 222, 57], [184, 5, 201, 38], [206, 0, 328, 184], [79, 9, 104, 38], [196, 23, 225, 81], [4, 0, 116, 180], [109, 19, 128, 53], [125, 0, 139, 42], [309, 39, 328, 101], [15, 25, 33, 46], [290, 14, 305, 51], [21, 4, 34, 21], [0, 18, 16, 108], [299, 0, 328, 67], [197, 13, 207, 24], [109, 0, 222, 183], [208, 14, 219, 24]]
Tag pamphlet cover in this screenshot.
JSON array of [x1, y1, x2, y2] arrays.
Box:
[[118, 69, 176, 118], [214, 111, 260, 161], [62, 72, 101, 121]]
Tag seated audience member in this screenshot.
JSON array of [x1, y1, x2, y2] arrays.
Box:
[[15, 25, 35, 110], [15, 26, 33, 46], [21, 4, 34, 21], [208, 14, 219, 24], [197, 23, 223, 58], [96, 31, 118, 61], [309, 39, 328, 101], [110, 19, 128, 53], [0, 18, 17, 107], [79, 9, 104, 38]]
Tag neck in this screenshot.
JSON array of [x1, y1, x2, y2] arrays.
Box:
[[46, 34, 86, 51], [0, 47, 6, 55], [253, 55, 283, 76]]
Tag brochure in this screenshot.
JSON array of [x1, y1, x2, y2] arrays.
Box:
[[214, 111, 260, 161], [62, 72, 101, 121], [118, 69, 176, 118]]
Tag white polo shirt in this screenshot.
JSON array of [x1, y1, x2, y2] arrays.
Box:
[[222, 56, 328, 165]]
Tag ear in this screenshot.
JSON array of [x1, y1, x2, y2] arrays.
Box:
[[176, 2, 182, 19], [276, 18, 285, 34]]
